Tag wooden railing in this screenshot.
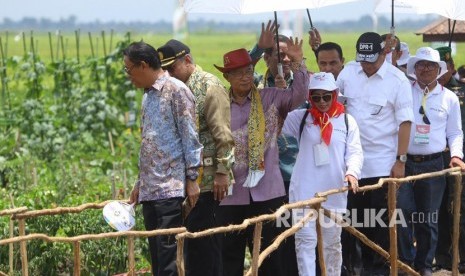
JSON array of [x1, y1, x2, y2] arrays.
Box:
[[0, 167, 462, 276]]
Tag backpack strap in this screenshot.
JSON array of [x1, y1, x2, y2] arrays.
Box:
[[299, 110, 310, 140], [344, 112, 348, 137]]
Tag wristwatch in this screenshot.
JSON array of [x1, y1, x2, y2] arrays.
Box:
[[396, 154, 407, 163]]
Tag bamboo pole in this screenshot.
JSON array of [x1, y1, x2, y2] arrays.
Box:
[[75, 29, 80, 64], [0, 227, 187, 246], [176, 237, 185, 276], [251, 222, 263, 276], [22, 32, 26, 55], [18, 219, 28, 276], [322, 209, 420, 276], [452, 172, 462, 276], [388, 182, 398, 276], [108, 132, 115, 156], [316, 205, 326, 276], [73, 241, 80, 276], [88, 32, 95, 58], [9, 217, 14, 275], [55, 30, 60, 61], [0, 207, 27, 217], [127, 236, 135, 276], [48, 32, 54, 63]]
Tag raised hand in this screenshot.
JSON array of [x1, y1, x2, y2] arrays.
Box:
[[274, 74, 287, 88], [284, 36, 304, 62], [258, 20, 279, 50], [309, 28, 322, 51]]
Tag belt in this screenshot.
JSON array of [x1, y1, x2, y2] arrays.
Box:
[[407, 152, 442, 163]]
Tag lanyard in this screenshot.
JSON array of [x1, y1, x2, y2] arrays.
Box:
[[319, 110, 337, 139]]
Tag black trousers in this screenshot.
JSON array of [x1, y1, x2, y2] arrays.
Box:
[[142, 197, 183, 276], [184, 192, 222, 276], [216, 196, 287, 276], [347, 176, 391, 276], [435, 153, 465, 268]]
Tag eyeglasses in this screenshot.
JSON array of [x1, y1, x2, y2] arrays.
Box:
[[419, 105, 431, 125], [415, 62, 438, 71], [310, 94, 333, 103], [123, 64, 137, 75], [228, 67, 254, 79]]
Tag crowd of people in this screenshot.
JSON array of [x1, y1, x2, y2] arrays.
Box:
[[123, 20, 465, 276]]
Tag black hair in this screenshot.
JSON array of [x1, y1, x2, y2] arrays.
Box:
[[123, 41, 161, 70], [264, 35, 291, 55], [315, 42, 344, 61]]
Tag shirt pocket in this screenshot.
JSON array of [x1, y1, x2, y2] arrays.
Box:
[[427, 104, 448, 122], [368, 96, 387, 116]]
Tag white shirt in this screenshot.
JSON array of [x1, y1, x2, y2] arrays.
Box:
[[337, 61, 414, 178], [408, 82, 463, 158], [282, 110, 363, 211]]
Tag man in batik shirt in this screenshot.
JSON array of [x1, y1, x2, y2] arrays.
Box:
[[158, 39, 234, 276], [125, 41, 202, 276]]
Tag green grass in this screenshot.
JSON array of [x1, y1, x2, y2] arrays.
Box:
[[2, 30, 463, 85]]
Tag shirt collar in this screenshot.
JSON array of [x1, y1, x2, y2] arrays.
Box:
[[186, 65, 202, 86], [150, 71, 170, 92], [229, 87, 252, 103]]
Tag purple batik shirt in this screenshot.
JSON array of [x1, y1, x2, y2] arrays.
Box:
[[221, 65, 309, 205]]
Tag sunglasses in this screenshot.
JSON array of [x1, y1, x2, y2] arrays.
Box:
[[419, 105, 431, 125], [311, 94, 333, 103]]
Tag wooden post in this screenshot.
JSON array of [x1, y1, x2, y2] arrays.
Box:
[[251, 222, 263, 276], [452, 172, 462, 276], [316, 205, 326, 276], [127, 236, 135, 276], [176, 236, 185, 276], [9, 217, 14, 276], [108, 132, 115, 156], [388, 182, 398, 276], [18, 219, 28, 276], [73, 241, 80, 276]]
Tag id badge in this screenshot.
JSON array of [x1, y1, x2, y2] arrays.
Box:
[[313, 142, 330, 166], [413, 124, 430, 144]]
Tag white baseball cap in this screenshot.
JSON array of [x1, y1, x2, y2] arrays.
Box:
[[407, 47, 448, 80], [308, 72, 338, 92]]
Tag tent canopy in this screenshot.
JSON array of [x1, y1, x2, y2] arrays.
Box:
[[415, 18, 465, 42]]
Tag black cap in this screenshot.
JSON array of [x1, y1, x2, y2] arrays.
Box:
[[356, 32, 383, 63], [157, 39, 190, 68]]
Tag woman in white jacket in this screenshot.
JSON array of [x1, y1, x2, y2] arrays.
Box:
[[282, 72, 364, 276]]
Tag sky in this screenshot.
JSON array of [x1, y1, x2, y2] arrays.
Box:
[[0, 0, 431, 24]]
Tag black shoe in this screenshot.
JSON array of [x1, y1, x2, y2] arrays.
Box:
[[459, 263, 465, 274]]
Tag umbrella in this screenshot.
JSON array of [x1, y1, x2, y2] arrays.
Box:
[[418, 0, 465, 21], [376, 0, 465, 46], [180, 0, 360, 76], [374, 0, 425, 51], [181, 0, 359, 15], [410, 0, 465, 47]]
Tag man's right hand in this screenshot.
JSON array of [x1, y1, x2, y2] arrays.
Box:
[[213, 173, 229, 201], [129, 187, 139, 205], [309, 28, 322, 51], [258, 20, 279, 50], [274, 74, 287, 88]]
